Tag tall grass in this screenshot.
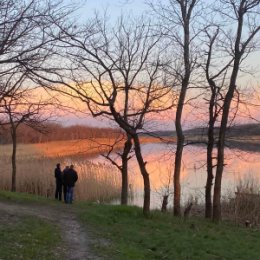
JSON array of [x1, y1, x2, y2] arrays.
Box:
[[222, 176, 260, 226], [0, 141, 121, 202]]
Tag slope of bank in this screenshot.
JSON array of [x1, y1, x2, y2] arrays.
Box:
[[1, 191, 260, 260], [0, 191, 100, 260]]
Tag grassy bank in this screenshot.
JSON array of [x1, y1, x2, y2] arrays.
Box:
[[3, 192, 260, 260], [76, 204, 260, 260], [1, 191, 260, 260], [0, 215, 63, 260], [0, 191, 63, 260], [0, 216, 62, 260]]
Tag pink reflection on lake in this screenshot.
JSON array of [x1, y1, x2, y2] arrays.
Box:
[[95, 143, 260, 209]]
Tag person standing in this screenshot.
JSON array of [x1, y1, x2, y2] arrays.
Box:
[[62, 166, 70, 202], [63, 165, 78, 203], [54, 163, 63, 201]]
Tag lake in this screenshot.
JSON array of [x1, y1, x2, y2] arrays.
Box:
[[91, 143, 260, 209]]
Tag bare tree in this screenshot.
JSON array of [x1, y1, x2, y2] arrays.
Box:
[[148, 0, 200, 216], [0, 0, 76, 191], [0, 87, 51, 192], [212, 0, 260, 222], [0, 0, 74, 101], [201, 26, 228, 218], [99, 133, 134, 205], [83, 130, 133, 205], [34, 15, 176, 214]]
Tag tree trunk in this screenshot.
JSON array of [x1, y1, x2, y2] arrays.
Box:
[[205, 90, 216, 218], [120, 135, 132, 205], [205, 131, 214, 218], [11, 131, 17, 192], [213, 13, 244, 221], [213, 68, 240, 222], [161, 195, 169, 213], [173, 0, 192, 216], [173, 134, 184, 216], [174, 79, 188, 216], [213, 90, 233, 221], [213, 136, 224, 222], [133, 134, 150, 215]]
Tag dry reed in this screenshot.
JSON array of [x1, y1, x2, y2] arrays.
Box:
[[0, 142, 121, 202], [222, 176, 260, 227]]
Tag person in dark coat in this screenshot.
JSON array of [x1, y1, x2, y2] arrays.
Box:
[[62, 166, 70, 202], [54, 163, 63, 201], [63, 164, 78, 203]]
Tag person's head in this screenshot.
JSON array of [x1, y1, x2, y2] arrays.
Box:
[[70, 165, 74, 169], [57, 163, 60, 168], [65, 166, 69, 170]]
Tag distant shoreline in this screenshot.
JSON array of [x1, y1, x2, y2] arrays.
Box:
[[225, 139, 260, 153], [155, 136, 260, 153]]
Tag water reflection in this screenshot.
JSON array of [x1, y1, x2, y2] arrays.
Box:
[[92, 143, 260, 209]]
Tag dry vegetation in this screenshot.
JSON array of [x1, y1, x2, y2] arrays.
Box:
[[25, 136, 163, 158], [222, 177, 260, 227], [0, 136, 164, 202], [0, 138, 128, 202], [34, 138, 124, 158]]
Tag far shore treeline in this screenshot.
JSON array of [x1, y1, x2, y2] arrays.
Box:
[[0, 123, 122, 144]]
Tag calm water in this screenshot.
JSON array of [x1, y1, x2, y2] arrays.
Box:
[[90, 143, 260, 209]]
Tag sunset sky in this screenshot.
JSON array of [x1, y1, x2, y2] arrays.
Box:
[[57, 0, 260, 129]]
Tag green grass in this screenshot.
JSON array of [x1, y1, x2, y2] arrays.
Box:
[[0, 191, 64, 260], [1, 191, 260, 260], [0, 216, 63, 260], [0, 190, 52, 204], [76, 203, 260, 260], [0, 190, 61, 209]]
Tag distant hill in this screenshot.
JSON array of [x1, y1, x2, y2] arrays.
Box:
[[143, 123, 260, 138], [139, 130, 176, 137], [226, 123, 260, 137], [141, 123, 260, 152]]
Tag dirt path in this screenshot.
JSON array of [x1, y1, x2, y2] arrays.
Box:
[[0, 201, 101, 260]]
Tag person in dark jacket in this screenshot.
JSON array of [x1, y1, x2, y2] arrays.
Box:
[[63, 164, 78, 203], [54, 163, 63, 201], [62, 165, 70, 202]]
